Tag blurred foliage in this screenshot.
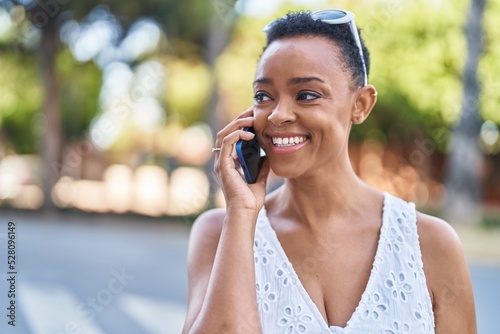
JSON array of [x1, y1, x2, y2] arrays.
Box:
[[0, 28, 101, 153], [0, 0, 214, 55], [67, 0, 215, 58], [73, 0, 212, 43], [215, 16, 267, 122], [58, 49, 102, 141], [354, 0, 469, 149], [165, 57, 212, 125], [479, 0, 500, 124], [0, 0, 217, 154], [0, 52, 42, 153]]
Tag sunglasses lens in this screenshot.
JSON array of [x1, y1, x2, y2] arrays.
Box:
[[312, 10, 346, 21]]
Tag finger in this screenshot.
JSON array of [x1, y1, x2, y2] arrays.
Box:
[[219, 129, 256, 159], [215, 117, 254, 149], [214, 129, 256, 175], [214, 129, 255, 183]]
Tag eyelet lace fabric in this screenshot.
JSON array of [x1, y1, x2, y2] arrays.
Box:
[[253, 192, 435, 333]]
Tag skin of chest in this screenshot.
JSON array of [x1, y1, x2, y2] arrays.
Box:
[[268, 209, 382, 327]]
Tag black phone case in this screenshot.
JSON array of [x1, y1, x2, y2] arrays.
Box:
[[236, 127, 262, 184]]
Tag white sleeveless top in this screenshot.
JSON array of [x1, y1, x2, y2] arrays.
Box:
[[253, 192, 435, 333]]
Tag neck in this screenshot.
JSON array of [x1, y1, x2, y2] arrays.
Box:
[[269, 158, 382, 230]]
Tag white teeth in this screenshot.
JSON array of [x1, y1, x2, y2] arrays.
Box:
[[272, 136, 307, 147]]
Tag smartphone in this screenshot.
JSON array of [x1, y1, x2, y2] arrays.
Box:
[[236, 127, 263, 184]]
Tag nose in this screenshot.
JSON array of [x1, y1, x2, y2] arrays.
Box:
[[267, 99, 296, 127]]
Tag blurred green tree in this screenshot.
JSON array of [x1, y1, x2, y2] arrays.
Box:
[[0, 0, 215, 209], [0, 52, 42, 154]]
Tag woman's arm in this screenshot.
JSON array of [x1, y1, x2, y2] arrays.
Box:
[[182, 208, 263, 334], [417, 212, 477, 334], [182, 108, 270, 334]]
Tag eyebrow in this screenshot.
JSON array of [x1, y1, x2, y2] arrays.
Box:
[[289, 77, 326, 85], [253, 77, 273, 86], [253, 76, 326, 86]]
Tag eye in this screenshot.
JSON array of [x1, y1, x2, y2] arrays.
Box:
[[297, 91, 321, 101], [253, 92, 273, 103]]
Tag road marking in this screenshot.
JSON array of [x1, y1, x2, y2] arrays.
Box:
[[19, 281, 105, 334], [117, 293, 186, 334]]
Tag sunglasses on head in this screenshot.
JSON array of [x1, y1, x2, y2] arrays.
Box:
[[264, 9, 368, 87]]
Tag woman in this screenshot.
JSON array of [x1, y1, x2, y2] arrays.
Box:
[[183, 10, 476, 334]]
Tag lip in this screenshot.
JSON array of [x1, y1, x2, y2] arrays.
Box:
[[263, 131, 310, 155]]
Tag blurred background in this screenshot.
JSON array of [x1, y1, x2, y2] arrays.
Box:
[[0, 0, 499, 333]]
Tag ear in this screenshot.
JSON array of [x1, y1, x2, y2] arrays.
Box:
[[351, 85, 378, 125]]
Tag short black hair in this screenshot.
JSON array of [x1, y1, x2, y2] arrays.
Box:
[[263, 11, 370, 89]]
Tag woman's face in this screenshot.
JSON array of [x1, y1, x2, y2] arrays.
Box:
[[253, 35, 357, 179]]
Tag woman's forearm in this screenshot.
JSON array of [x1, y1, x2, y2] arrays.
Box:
[[189, 210, 262, 334]]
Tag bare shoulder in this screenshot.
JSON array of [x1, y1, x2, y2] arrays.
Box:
[[416, 211, 466, 291], [416, 212, 463, 262], [187, 208, 227, 263], [189, 208, 226, 242], [416, 212, 477, 333]]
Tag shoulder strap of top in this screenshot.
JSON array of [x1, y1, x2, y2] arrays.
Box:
[[381, 192, 435, 331]]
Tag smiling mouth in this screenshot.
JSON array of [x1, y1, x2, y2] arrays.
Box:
[[271, 136, 308, 147]]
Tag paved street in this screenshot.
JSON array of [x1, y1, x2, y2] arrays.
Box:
[[0, 210, 190, 334], [0, 209, 498, 334]]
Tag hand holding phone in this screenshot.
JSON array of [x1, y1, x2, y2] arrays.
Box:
[[236, 127, 264, 184]]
